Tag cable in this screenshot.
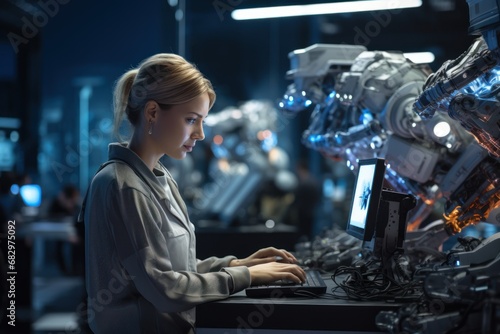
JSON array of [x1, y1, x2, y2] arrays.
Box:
[[330, 262, 423, 302]]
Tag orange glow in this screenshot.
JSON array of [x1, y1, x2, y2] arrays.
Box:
[[257, 130, 272, 141], [213, 135, 223, 145], [217, 159, 230, 172]]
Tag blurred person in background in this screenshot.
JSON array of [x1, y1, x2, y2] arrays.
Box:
[[49, 184, 81, 220], [48, 184, 82, 275]]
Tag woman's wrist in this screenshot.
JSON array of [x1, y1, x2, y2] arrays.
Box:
[[229, 259, 242, 267]]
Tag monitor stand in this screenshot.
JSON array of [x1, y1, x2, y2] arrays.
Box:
[[364, 190, 416, 281]]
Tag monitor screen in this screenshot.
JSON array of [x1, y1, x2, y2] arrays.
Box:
[[345, 158, 386, 241], [20, 184, 42, 207]]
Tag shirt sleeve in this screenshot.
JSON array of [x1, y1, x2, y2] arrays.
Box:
[[197, 256, 252, 293], [108, 186, 250, 314], [196, 255, 235, 273]]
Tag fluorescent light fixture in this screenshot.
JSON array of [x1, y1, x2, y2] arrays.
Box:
[[403, 52, 435, 64], [232, 0, 422, 20]]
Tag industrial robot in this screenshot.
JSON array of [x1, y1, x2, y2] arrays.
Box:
[[277, 1, 500, 331], [413, 0, 500, 235], [193, 100, 297, 227], [279, 42, 500, 247], [278, 42, 500, 332]]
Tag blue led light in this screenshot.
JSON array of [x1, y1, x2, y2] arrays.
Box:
[[307, 134, 323, 143], [211, 143, 229, 159], [280, 90, 316, 112], [326, 91, 336, 102], [10, 184, 19, 195], [462, 65, 500, 97], [261, 132, 278, 151], [20, 184, 42, 207], [359, 108, 373, 125]]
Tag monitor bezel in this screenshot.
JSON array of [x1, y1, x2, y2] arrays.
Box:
[[345, 158, 386, 242]]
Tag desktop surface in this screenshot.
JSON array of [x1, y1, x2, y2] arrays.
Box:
[[197, 273, 403, 332]]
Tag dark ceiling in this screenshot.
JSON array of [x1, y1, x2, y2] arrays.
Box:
[[0, 0, 41, 40], [0, 0, 474, 67]]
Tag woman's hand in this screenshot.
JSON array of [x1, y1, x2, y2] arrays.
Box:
[[247, 262, 306, 285], [229, 247, 298, 267]]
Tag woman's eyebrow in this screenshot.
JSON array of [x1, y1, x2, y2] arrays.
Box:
[[187, 112, 205, 118]]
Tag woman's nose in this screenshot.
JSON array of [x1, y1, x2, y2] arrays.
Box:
[[192, 123, 205, 141]]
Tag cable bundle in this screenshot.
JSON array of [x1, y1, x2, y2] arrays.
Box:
[[330, 258, 423, 302]]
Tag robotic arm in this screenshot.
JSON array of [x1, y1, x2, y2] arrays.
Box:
[[195, 100, 297, 226], [412, 0, 500, 233], [279, 43, 498, 235]]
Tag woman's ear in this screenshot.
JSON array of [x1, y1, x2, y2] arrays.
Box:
[[144, 100, 159, 122]]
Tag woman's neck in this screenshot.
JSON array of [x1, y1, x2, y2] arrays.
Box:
[[127, 133, 162, 171]]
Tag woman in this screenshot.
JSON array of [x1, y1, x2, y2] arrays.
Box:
[[81, 53, 306, 333]]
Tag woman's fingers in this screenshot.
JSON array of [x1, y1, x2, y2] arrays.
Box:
[[257, 247, 298, 263], [248, 262, 306, 285]]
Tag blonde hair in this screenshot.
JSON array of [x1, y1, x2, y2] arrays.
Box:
[[113, 53, 216, 138]]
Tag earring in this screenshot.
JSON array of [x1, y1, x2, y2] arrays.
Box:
[[148, 119, 154, 135]]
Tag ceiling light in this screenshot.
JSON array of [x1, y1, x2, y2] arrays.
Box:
[[232, 0, 422, 20]]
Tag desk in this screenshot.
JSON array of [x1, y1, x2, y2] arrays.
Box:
[[21, 220, 77, 240], [22, 221, 78, 275], [197, 274, 403, 332]]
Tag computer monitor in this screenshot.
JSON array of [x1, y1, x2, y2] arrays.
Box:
[[19, 184, 42, 218], [346, 158, 386, 242], [20, 184, 42, 207], [346, 158, 417, 265]]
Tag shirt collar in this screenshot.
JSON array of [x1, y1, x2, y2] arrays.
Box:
[[107, 142, 167, 199]]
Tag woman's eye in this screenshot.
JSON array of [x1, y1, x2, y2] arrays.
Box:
[[186, 118, 196, 125]]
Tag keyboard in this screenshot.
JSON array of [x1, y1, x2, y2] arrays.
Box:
[[245, 270, 327, 298]]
